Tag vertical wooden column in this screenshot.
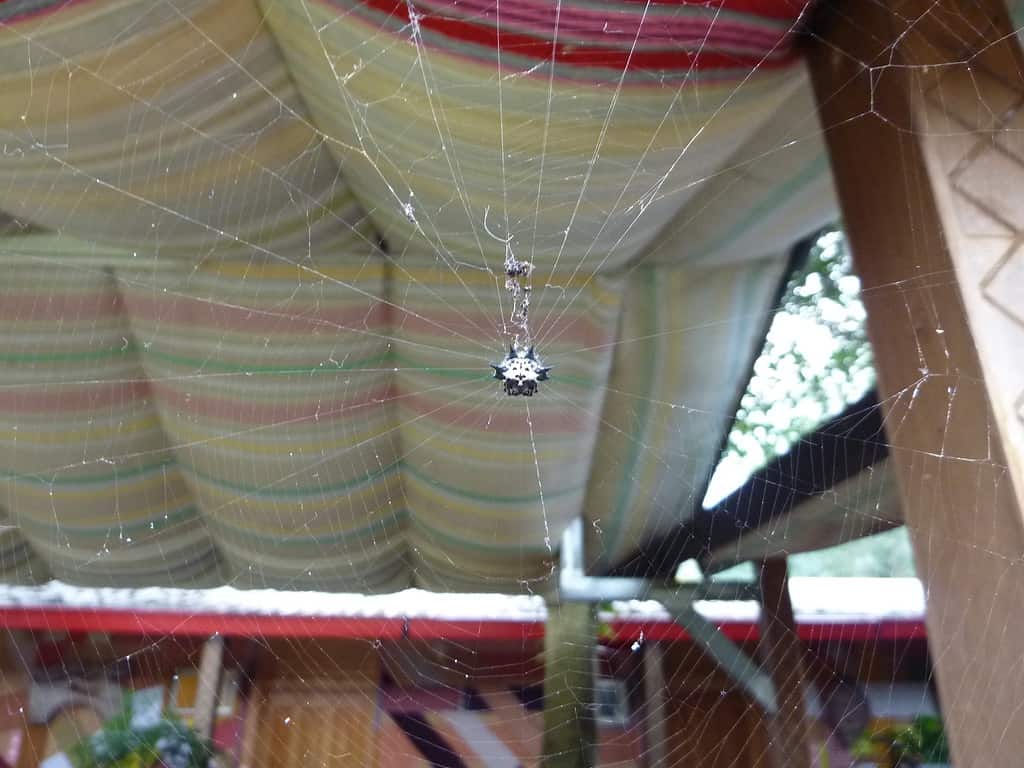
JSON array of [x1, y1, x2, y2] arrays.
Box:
[[641, 643, 667, 768], [758, 558, 811, 768], [193, 634, 225, 741], [808, 2, 1024, 765], [541, 601, 596, 768], [14, 726, 48, 768], [3, 632, 42, 768]]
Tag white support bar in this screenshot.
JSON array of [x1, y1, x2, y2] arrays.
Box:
[[559, 518, 649, 601], [558, 518, 760, 603]]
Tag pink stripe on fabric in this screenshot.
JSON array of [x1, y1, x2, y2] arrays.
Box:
[[401, 393, 585, 433], [0, 381, 149, 412], [400, 312, 609, 348], [414, 0, 789, 50], [0, 294, 123, 322], [151, 381, 393, 425]]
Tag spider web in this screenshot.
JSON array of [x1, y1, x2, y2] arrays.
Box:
[[0, 0, 1021, 765]]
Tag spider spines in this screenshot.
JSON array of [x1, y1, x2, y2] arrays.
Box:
[[491, 344, 549, 394]]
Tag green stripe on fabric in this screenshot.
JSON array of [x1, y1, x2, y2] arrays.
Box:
[[0, 346, 133, 363], [8, 453, 579, 505], [188, 460, 401, 499], [0, 346, 389, 373], [18, 505, 198, 535], [1, 460, 176, 486], [403, 461, 584, 504], [209, 508, 408, 548], [145, 348, 390, 374], [411, 518, 552, 555], [603, 268, 658, 567]]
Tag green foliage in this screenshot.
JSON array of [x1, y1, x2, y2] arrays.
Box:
[[709, 226, 919, 578], [787, 527, 917, 578], [851, 716, 950, 766], [69, 698, 216, 768], [596, 600, 615, 641], [727, 226, 873, 465]]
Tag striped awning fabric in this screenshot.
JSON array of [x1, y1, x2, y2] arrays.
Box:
[[0, 0, 836, 593]]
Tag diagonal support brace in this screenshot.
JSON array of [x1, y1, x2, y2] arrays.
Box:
[[558, 518, 777, 714], [669, 605, 778, 715]]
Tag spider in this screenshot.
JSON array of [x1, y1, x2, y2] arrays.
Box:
[[482, 207, 552, 396], [491, 345, 551, 397]]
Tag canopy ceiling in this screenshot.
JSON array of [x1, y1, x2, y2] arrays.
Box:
[[0, 0, 838, 593]]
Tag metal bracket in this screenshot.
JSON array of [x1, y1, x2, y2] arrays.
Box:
[[558, 518, 759, 602], [559, 518, 650, 601], [557, 518, 777, 714]]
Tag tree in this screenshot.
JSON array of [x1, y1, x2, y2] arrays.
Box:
[[728, 226, 873, 466], [708, 226, 915, 577]]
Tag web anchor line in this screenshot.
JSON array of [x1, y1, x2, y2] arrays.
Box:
[[485, 207, 551, 396]]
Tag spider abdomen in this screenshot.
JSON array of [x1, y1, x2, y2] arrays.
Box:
[[490, 346, 551, 397]]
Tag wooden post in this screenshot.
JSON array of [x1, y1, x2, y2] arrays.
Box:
[[641, 643, 667, 768], [15, 726, 48, 768], [193, 634, 225, 741], [808, 3, 1024, 765], [758, 558, 812, 768], [541, 601, 596, 768]]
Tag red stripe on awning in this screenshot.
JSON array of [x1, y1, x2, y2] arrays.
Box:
[[0, 606, 927, 643], [357, 0, 800, 72]]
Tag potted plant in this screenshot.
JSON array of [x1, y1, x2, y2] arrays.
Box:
[[851, 716, 949, 768], [69, 703, 217, 768]]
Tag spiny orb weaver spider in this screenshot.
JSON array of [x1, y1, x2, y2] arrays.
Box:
[[491, 345, 551, 397], [481, 206, 552, 396]]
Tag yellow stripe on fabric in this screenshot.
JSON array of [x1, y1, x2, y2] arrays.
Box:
[[403, 461, 583, 505], [202, 259, 386, 282], [189, 471, 401, 516], [17, 505, 198, 536], [395, 267, 620, 306], [1, 0, 255, 123], [405, 483, 577, 535], [206, 508, 406, 548], [7, 477, 192, 510], [410, 519, 551, 556], [162, 413, 393, 456], [399, 423, 579, 464]]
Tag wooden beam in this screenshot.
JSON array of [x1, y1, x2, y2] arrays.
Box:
[[611, 390, 888, 579], [192, 634, 225, 741], [541, 602, 596, 768], [807, 2, 1024, 764], [758, 558, 812, 768], [15, 725, 48, 768], [705, 457, 902, 571], [641, 643, 667, 768]]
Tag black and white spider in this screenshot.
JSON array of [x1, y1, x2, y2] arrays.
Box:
[[482, 207, 552, 396], [491, 345, 551, 397]]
